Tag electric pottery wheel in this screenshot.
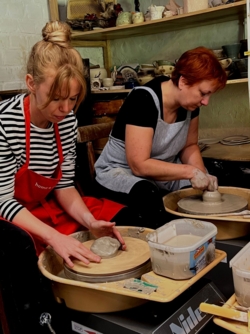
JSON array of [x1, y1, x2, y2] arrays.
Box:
[[38, 227, 226, 313], [163, 187, 250, 240], [178, 190, 248, 215], [64, 237, 151, 283]]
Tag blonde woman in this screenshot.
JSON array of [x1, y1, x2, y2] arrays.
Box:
[[0, 21, 136, 333]]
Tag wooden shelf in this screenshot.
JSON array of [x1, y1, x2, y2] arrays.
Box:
[[91, 77, 248, 94], [201, 142, 250, 161], [71, 1, 246, 42], [91, 89, 130, 94], [226, 77, 248, 84]]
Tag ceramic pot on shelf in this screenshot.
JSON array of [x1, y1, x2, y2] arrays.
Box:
[[90, 67, 108, 81], [219, 58, 232, 69], [222, 44, 241, 60], [132, 12, 144, 24], [116, 12, 132, 26], [148, 5, 165, 20]]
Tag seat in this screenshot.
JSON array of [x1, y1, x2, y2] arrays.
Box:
[[75, 121, 114, 196]]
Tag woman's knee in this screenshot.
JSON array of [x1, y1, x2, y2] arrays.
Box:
[[129, 181, 164, 209], [128, 181, 169, 228]]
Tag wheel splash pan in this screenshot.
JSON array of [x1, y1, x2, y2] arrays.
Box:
[[163, 186, 250, 240], [38, 226, 226, 313]]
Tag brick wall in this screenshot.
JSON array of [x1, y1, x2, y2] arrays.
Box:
[[0, 0, 50, 91]]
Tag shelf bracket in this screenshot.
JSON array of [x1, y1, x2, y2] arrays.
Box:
[[48, 0, 59, 21]]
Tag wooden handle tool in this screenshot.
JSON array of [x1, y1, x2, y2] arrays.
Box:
[[199, 302, 248, 323]]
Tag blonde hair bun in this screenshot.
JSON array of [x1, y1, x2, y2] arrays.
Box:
[[42, 21, 72, 48]]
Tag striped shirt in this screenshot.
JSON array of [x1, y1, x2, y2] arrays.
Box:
[[0, 94, 78, 221]]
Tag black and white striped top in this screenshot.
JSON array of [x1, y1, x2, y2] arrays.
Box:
[[0, 94, 78, 221]]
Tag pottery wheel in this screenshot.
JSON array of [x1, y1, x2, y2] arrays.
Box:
[[177, 190, 248, 215], [64, 237, 151, 283]]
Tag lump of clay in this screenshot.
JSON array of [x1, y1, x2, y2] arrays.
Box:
[[90, 237, 121, 258]]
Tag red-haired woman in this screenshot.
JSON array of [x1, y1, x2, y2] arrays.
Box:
[[95, 47, 227, 229]]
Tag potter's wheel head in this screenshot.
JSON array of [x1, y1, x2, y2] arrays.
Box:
[[177, 190, 248, 215], [63, 236, 151, 283]]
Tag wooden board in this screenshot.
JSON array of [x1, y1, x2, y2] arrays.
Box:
[[201, 143, 250, 161], [213, 294, 249, 334], [48, 0, 59, 21], [65, 237, 150, 276]]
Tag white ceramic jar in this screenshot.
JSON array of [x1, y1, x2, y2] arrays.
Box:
[[90, 68, 108, 81], [148, 5, 165, 20]]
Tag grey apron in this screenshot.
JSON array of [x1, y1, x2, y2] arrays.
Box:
[[95, 86, 192, 193]]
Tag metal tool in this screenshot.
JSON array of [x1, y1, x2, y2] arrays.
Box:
[[39, 312, 56, 334]]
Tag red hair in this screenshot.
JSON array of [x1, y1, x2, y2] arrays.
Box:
[[171, 46, 227, 91]]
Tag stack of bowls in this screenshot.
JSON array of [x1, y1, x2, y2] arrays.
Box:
[[211, 48, 225, 60], [234, 58, 248, 78], [211, 48, 232, 77], [222, 43, 241, 60], [222, 43, 247, 79], [137, 64, 155, 85], [152, 60, 175, 77]]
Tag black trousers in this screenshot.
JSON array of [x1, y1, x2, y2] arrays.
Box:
[[95, 180, 176, 229], [0, 220, 64, 333]]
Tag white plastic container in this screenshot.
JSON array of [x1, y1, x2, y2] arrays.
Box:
[[230, 242, 250, 307], [146, 219, 217, 280]]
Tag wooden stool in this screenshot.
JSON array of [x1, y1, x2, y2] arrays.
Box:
[[76, 122, 114, 195]]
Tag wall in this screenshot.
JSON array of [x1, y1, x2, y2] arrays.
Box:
[[0, 0, 50, 91]]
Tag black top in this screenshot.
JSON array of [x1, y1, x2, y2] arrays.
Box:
[[112, 76, 199, 141]]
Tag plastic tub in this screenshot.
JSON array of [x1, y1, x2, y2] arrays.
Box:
[[146, 218, 217, 280], [230, 242, 250, 307]]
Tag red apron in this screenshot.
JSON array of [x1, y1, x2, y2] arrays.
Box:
[[11, 96, 124, 253]]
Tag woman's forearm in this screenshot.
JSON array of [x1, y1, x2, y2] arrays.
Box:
[[12, 208, 59, 244], [179, 144, 206, 173], [131, 158, 197, 181], [54, 187, 95, 229]]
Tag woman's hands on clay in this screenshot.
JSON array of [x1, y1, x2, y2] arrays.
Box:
[[49, 221, 126, 268], [82, 212, 126, 251], [206, 174, 218, 190], [190, 169, 218, 191], [88, 219, 126, 251], [49, 232, 102, 268]]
